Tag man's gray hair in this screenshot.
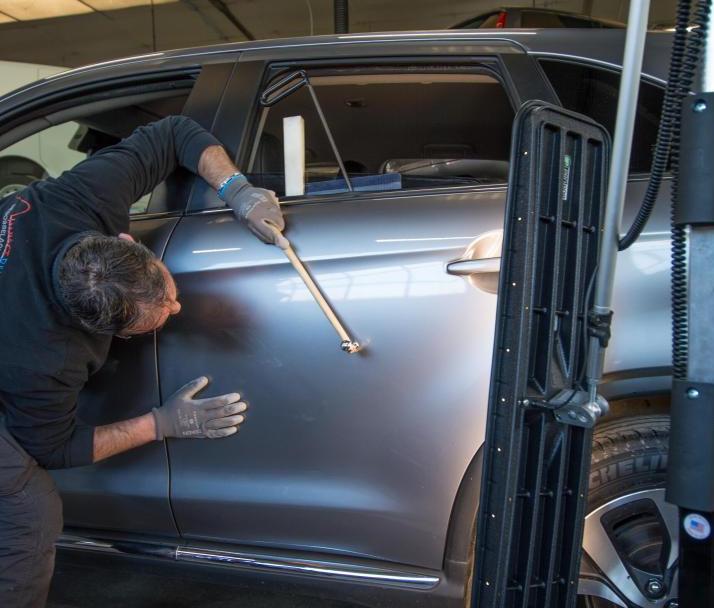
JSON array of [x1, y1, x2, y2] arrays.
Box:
[[58, 234, 168, 334]]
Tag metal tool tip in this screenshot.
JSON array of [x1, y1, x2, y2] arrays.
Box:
[[341, 340, 361, 354]]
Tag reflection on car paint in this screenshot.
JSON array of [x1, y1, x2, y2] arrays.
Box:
[[277, 261, 468, 303]]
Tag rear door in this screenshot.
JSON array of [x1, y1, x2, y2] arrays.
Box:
[[160, 47, 556, 569], [0, 61, 233, 536]]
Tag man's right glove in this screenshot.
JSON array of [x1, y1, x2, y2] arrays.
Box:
[[152, 376, 247, 440], [220, 173, 288, 248]]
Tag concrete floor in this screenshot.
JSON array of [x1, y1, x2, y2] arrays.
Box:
[[48, 555, 359, 608]]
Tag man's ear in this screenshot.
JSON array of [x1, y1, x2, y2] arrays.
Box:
[[118, 233, 135, 243]]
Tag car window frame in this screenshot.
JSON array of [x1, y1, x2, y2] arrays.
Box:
[[0, 66, 214, 219], [188, 51, 558, 213], [251, 63, 515, 200], [531, 53, 667, 178]]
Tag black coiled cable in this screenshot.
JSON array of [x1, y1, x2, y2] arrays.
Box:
[[618, 0, 692, 251], [617, 0, 710, 378], [672, 0, 710, 379], [334, 0, 348, 34]]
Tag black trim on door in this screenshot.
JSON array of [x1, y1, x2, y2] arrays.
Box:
[[186, 58, 267, 212], [150, 61, 237, 214]]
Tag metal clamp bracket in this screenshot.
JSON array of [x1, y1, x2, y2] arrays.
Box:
[[588, 310, 614, 348], [533, 389, 610, 428]]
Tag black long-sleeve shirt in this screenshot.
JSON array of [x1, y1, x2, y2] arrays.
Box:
[[0, 116, 220, 469]]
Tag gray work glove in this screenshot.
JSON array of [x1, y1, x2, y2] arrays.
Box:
[[152, 376, 247, 440], [222, 175, 288, 248]]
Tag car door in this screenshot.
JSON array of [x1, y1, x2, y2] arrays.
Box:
[[0, 60, 235, 536], [159, 48, 557, 570]]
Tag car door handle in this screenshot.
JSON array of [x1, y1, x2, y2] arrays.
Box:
[[446, 257, 501, 276]]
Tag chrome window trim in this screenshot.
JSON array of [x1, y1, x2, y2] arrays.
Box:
[[187, 173, 667, 216], [188, 183, 510, 215]]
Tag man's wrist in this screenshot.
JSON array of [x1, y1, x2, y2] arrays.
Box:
[[139, 412, 159, 442], [217, 172, 248, 200], [149, 408, 164, 440], [92, 412, 161, 463]]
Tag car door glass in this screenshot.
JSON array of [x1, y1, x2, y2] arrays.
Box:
[[2, 121, 160, 214], [539, 59, 664, 173], [0, 121, 85, 198], [246, 70, 514, 198]]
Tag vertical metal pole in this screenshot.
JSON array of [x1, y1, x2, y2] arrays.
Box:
[[306, 83, 353, 191], [585, 0, 651, 396]]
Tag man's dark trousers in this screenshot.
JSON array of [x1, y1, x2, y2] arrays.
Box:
[[0, 422, 63, 608]]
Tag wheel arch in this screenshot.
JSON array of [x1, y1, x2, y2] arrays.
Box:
[[599, 367, 671, 420], [441, 445, 483, 602]]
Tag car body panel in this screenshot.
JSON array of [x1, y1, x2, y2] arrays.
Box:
[[605, 180, 671, 380], [160, 188, 505, 568]]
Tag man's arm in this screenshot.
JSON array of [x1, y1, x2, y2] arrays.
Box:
[[44, 116, 221, 235], [197, 144, 241, 189], [197, 145, 288, 247], [46, 118, 285, 245], [93, 413, 156, 463]]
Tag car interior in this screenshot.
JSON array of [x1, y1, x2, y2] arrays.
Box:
[[68, 93, 191, 154], [248, 70, 515, 197], [0, 87, 193, 213]]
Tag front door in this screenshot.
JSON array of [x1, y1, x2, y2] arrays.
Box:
[[160, 54, 533, 569]]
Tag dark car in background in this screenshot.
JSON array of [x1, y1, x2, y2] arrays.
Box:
[[452, 7, 625, 29], [0, 29, 675, 608]]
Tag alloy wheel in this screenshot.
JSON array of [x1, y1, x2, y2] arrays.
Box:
[[578, 488, 679, 607]]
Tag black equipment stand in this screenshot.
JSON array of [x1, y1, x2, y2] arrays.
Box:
[[472, 2, 652, 605], [666, 86, 714, 608], [473, 0, 714, 605], [472, 101, 610, 607]]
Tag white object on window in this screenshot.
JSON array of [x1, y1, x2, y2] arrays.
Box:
[[283, 115, 305, 197]]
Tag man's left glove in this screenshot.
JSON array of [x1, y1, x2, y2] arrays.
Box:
[[221, 174, 288, 248], [152, 376, 247, 440]]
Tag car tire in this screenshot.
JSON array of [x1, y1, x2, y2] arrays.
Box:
[[0, 163, 43, 198], [578, 414, 678, 608]]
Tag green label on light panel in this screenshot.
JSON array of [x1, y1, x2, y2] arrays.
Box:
[[562, 154, 572, 201]]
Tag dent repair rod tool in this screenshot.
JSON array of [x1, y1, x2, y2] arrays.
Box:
[[269, 223, 360, 354]]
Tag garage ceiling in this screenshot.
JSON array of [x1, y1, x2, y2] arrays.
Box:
[[0, 0, 677, 68], [0, 1, 181, 22]]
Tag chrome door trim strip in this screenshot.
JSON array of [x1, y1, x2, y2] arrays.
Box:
[[177, 546, 440, 588], [58, 535, 118, 553], [57, 534, 440, 590]]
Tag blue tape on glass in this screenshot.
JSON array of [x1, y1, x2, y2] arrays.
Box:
[[305, 173, 402, 196]]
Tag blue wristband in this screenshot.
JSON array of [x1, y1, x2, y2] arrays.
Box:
[[217, 172, 247, 200]]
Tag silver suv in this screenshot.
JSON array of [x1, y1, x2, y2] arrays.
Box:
[[0, 28, 676, 608]]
